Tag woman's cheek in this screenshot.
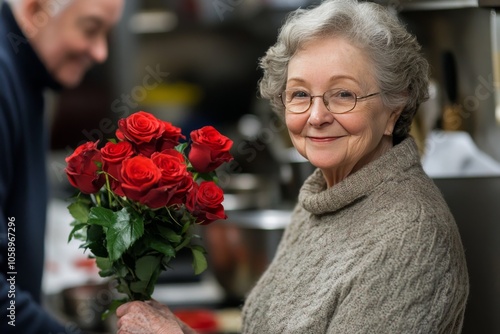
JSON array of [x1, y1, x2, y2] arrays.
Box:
[[285, 114, 308, 156], [285, 114, 307, 136]]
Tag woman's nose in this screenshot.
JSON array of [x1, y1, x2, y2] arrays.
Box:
[[308, 96, 334, 126]]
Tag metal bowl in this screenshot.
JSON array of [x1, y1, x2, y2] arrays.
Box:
[[60, 282, 119, 332], [220, 174, 281, 210], [203, 209, 292, 301]]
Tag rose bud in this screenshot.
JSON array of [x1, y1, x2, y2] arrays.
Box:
[[65, 141, 105, 194]]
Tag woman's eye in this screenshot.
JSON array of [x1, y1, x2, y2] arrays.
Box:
[[335, 90, 355, 99], [290, 91, 309, 99]]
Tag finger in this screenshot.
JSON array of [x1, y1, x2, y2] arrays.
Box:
[[117, 300, 143, 317], [116, 303, 130, 318], [116, 316, 123, 330], [116, 313, 131, 331], [146, 299, 167, 310]]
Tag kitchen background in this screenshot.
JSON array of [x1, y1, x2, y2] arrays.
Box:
[[43, 0, 500, 333]]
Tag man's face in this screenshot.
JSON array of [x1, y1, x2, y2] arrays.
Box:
[[29, 0, 124, 88]]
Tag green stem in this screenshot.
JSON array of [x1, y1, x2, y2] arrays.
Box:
[[94, 193, 101, 207], [166, 208, 182, 226], [175, 235, 191, 252], [105, 173, 113, 207]]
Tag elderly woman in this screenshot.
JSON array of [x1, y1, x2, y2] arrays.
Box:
[[116, 0, 469, 333]]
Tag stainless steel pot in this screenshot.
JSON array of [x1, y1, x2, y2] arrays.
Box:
[[60, 282, 117, 332], [220, 173, 281, 210], [203, 209, 292, 301]]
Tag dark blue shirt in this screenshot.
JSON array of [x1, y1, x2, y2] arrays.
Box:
[[0, 3, 78, 333]]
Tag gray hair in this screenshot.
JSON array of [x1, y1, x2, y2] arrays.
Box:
[[6, 0, 75, 16], [259, 0, 429, 144]]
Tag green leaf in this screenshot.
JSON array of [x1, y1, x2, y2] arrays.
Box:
[[175, 142, 188, 154], [98, 268, 115, 278], [102, 298, 128, 320], [135, 255, 161, 281], [149, 238, 176, 258], [105, 208, 145, 262], [157, 226, 182, 243], [94, 160, 103, 169], [72, 229, 87, 242], [116, 279, 132, 296], [181, 219, 191, 234], [88, 206, 116, 228], [191, 245, 207, 275], [115, 264, 129, 278], [85, 225, 108, 258], [175, 234, 192, 252], [194, 171, 217, 182], [130, 280, 149, 294], [181, 210, 196, 224], [95, 257, 112, 271], [129, 255, 162, 298], [161, 256, 173, 268], [68, 221, 86, 243], [68, 201, 90, 223]]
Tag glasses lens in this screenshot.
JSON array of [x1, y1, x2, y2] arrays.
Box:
[[281, 89, 359, 113], [326, 89, 356, 113], [282, 90, 310, 113]]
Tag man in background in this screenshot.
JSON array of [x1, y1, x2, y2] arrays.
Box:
[[0, 0, 124, 332]]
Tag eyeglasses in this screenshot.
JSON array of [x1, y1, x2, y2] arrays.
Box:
[[279, 88, 380, 114]]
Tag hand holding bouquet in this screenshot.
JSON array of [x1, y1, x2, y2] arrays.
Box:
[[65, 111, 233, 315]]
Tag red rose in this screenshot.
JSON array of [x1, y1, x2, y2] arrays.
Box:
[[120, 156, 162, 203], [167, 173, 195, 206], [118, 111, 165, 157], [140, 150, 192, 209], [142, 175, 194, 209], [188, 126, 233, 173], [65, 141, 105, 194], [101, 141, 134, 196], [118, 111, 164, 144], [187, 181, 226, 225], [115, 129, 125, 141], [157, 121, 186, 152], [151, 150, 188, 185]]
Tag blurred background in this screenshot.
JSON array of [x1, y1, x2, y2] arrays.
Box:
[[42, 0, 500, 333]]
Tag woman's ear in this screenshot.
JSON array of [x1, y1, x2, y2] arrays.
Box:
[[384, 106, 404, 136]]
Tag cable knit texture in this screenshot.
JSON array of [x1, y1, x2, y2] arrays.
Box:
[[242, 138, 469, 333]]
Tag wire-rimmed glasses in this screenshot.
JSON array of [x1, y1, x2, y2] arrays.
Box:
[[279, 88, 380, 114]]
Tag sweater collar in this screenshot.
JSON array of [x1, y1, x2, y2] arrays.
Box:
[[1, 3, 62, 91], [298, 137, 421, 215]]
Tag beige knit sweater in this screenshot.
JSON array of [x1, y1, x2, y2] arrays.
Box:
[[242, 138, 469, 333]]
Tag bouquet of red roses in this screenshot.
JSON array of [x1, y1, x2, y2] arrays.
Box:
[[65, 111, 233, 315]]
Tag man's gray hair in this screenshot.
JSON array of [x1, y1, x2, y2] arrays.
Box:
[[5, 0, 75, 16], [259, 0, 429, 144]]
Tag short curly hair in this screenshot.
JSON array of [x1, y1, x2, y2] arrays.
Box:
[[259, 0, 429, 144]]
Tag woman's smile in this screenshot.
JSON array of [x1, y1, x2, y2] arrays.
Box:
[[307, 136, 343, 143]]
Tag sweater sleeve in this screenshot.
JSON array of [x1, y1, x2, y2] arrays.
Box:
[[0, 63, 78, 334], [0, 270, 80, 334], [326, 204, 468, 334]]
